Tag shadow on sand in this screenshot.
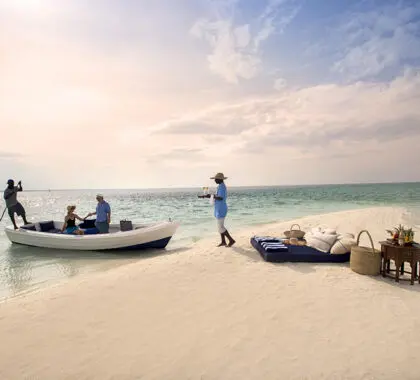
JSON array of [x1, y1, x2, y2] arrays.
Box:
[[232, 243, 351, 274], [369, 270, 420, 293], [231, 244, 349, 273], [6, 243, 191, 262], [231, 245, 262, 262]]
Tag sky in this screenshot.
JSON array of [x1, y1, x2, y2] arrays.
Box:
[[1, 0, 420, 189]]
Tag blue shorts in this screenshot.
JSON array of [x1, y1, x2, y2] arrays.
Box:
[[64, 226, 79, 234]]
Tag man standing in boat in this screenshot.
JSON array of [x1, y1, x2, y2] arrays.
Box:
[[85, 194, 111, 234], [3, 179, 29, 229], [198, 172, 235, 247]]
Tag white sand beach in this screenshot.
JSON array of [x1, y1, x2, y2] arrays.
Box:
[[1, 206, 419, 380]]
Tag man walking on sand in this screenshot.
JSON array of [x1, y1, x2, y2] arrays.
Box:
[[85, 194, 111, 234], [199, 172, 235, 247], [3, 179, 29, 229]]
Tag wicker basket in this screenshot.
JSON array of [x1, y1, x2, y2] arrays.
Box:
[[350, 230, 381, 276], [284, 224, 305, 239]]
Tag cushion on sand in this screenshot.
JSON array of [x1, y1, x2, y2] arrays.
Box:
[[330, 238, 357, 255], [337, 232, 355, 240], [311, 227, 322, 234], [305, 231, 338, 253], [251, 237, 350, 263]]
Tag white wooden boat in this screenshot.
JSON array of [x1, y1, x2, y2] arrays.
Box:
[[5, 219, 179, 251]]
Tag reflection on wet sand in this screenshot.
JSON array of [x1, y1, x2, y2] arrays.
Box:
[[1, 243, 188, 300]]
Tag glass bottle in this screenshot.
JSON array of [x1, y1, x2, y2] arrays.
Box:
[[398, 230, 405, 246]]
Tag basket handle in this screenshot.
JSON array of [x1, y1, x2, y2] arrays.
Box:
[[356, 230, 376, 254], [290, 223, 301, 231]]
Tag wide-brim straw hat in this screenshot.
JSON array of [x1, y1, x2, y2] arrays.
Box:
[[210, 172, 228, 180]]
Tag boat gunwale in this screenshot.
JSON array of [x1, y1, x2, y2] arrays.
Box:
[[5, 221, 179, 240]]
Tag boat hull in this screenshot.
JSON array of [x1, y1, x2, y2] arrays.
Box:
[[5, 221, 179, 251], [102, 237, 172, 251]]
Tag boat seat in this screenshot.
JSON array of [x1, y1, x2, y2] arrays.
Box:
[[82, 227, 99, 235], [78, 219, 96, 229], [47, 229, 62, 234], [20, 224, 36, 231], [39, 221, 55, 232]]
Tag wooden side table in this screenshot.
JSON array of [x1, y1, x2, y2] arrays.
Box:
[[379, 242, 420, 285]]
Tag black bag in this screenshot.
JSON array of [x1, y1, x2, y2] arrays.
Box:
[[120, 220, 133, 232]]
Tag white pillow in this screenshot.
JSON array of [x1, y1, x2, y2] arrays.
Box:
[[306, 231, 338, 253], [330, 238, 357, 255], [311, 227, 321, 234], [324, 228, 337, 235], [337, 232, 355, 239], [316, 231, 337, 245]]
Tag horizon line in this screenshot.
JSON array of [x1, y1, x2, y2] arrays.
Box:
[[21, 180, 420, 192]]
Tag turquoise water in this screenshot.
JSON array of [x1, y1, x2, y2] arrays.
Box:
[[1, 182, 420, 300]]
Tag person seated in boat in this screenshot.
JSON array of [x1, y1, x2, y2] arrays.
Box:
[[61, 205, 84, 235]]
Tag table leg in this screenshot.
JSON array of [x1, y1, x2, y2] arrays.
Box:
[[410, 261, 415, 285], [386, 260, 390, 273], [381, 256, 386, 277], [401, 262, 405, 275], [395, 259, 400, 283], [418, 261, 420, 284]]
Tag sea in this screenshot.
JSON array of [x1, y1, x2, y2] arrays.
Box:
[[1, 182, 420, 300]]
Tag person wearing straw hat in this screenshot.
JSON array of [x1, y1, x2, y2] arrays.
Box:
[[85, 194, 111, 234], [198, 172, 235, 247]]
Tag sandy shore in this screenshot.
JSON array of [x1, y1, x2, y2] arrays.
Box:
[[1, 206, 419, 379]]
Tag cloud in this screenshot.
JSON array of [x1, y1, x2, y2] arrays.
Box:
[[0, 152, 23, 159], [1, 0, 420, 187], [254, 0, 300, 48], [190, 19, 260, 83], [146, 148, 204, 165], [139, 68, 420, 168], [155, 115, 253, 136], [333, 2, 420, 81], [239, 117, 420, 155], [190, 0, 300, 83], [274, 77, 287, 90]]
